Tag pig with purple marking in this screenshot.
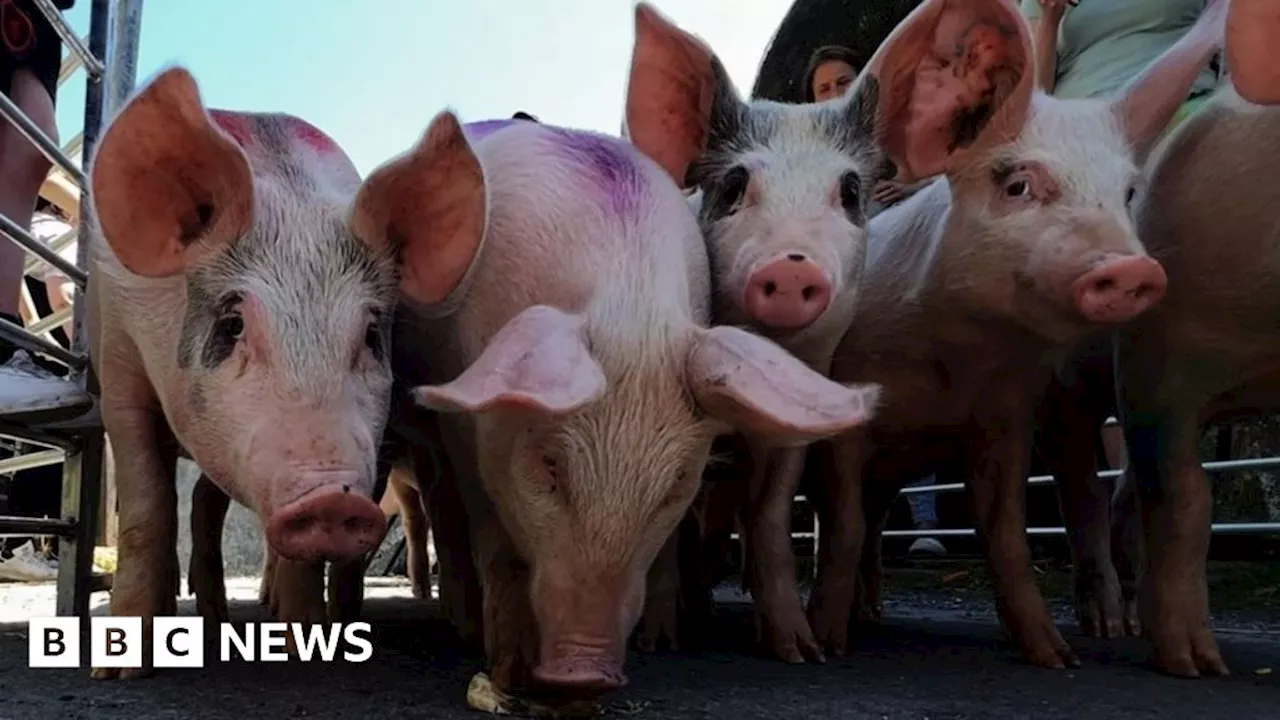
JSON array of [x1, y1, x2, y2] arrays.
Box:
[[351, 102, 878, 693], [84, 67, 432, 678]]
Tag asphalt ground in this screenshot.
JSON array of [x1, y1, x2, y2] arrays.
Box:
[[0, 564, 1277, 720]]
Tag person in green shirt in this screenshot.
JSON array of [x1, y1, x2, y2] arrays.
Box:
[[1022, 0, 1224, 129]]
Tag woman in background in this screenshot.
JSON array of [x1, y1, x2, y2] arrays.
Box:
[[1023, 0, 1224, 129]]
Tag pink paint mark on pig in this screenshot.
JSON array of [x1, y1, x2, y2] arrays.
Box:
[[286, 117, 339, 154], [545, 127, 645, 217], [209, 110, 251, 147]]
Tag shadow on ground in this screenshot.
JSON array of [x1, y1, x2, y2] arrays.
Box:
[[1, 577, 1278, 720]]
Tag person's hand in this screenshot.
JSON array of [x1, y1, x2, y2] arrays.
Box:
[[873, 180, 907, 206]]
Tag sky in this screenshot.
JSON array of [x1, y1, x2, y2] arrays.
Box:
[[51, 0, 793, 177]]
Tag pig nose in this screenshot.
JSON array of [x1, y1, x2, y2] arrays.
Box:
[[533, 655, 628, 692], [742, 253, 832, 331], [1070, 255, 1168, 324], [266, 484, 386, 562]]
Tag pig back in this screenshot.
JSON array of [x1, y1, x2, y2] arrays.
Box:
[[1134, 90, 1280, 330], [407, 121, 712, 372]]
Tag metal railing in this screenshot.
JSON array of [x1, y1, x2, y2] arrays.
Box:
[[765, 455, 1280, 564], [0, 0, 143, 618]]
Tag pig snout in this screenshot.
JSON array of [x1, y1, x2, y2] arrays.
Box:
[[266, 481, 386, 562], [742, 253, 832, 330], [533, 637, 628, 692], [1069, 255, 1168, 324]]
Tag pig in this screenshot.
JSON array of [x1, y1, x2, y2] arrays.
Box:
[[622, 0, 1044, 664], [85, 66, 409, 678], [1103, 14, 1280, 677], [350, 79, 879, 692], [809, 0, 1226, 668]]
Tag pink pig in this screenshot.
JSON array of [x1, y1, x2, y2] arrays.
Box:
[[349, 106, 878, 693], [85, 67, 423, 677]]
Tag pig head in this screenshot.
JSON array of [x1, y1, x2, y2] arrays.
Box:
[[351, 111, 879, 690], [872, 0, 1231, 344], [89, 67, 396, 564]]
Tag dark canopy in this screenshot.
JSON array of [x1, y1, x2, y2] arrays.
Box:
[[750, 0, 924, 102]]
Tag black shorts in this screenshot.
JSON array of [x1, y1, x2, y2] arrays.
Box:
[[0, 0, 76, 103]]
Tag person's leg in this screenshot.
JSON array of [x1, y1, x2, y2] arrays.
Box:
[[904, 474, 947, 555], [0, 58, 92, 420]]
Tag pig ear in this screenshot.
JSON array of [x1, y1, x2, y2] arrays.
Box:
[[349, 111, 487, 306], [1112, 0, 1226, 160], [89, 67, 253, 278], [1226, 0, 1280, 105], [625, 2, 741, 187], [412, 305, 607, 417], [686, 326, 880, 446], [856, 0, 1034, 182]]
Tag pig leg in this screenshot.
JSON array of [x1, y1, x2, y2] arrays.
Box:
[[387, 465, 432, 600], [743, 444, 822, 664], [636, 528, 681, 653], [476, 521, 539, 691], [852, 477, 898, 625], [90, 403, 181, 680], [259, 545, 278, 609], [1122, 406, 1224, 677], [1110, 467, 1144, 636], [413, 439, 483, 650], [1038, 380, 1125, 639], [965, 414, 1079, 669], [327, 556, 366, 624], [188, 474, 231, 624], [270, 557, 328, 655], [807, 437, 872, 656]]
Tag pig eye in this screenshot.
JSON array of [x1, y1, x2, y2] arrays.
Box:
[[213, 313, 244, 343], [838, 172, 860, 210], [364, 322, 381, 352], [1004, 179, 1030, 199], [1125, 186, 1137, 206], [541, 455, 557, 476], [719, 165, 750, 211]]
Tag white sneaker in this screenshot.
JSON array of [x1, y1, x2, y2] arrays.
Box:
[[0, 540, 59, 582], [908, 537, 947, 556], [0, 349, 93, 422]]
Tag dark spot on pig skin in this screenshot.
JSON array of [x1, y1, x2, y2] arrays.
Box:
[[545, 127, 646, 218]]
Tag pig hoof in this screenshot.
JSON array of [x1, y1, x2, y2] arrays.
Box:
[[1123, 601, 1142, 637], [1150, 631, 1229, 678]]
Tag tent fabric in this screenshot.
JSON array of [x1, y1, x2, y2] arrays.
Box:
[[751, 0, 924, 102]]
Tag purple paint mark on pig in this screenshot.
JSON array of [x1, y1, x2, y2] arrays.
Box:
[[545, 127, 645, 217], [462, 119, 517, 143]]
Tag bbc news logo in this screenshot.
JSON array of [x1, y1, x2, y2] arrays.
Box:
[[28, 617, 373, 668]]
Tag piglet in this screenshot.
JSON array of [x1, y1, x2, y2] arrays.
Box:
[[815, 0, 1223, 668], [1105, 0, 1280, 677], [351, 107, 877, 694], [86, 67, 412, 678], [622, 0, 1019, 663]]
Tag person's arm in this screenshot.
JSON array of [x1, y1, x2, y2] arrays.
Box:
[[1024, 1, 1072, 93], [1225, 0, 1280, 104]]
